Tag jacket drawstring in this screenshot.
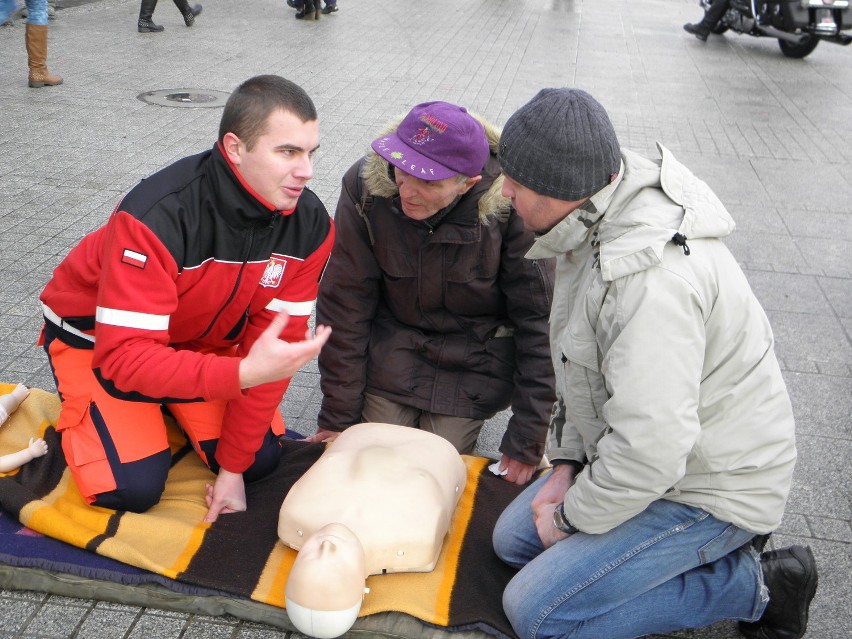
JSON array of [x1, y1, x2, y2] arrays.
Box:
[[671, 233, 691, 256]]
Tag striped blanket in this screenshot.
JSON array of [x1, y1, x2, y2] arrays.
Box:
[[0, 384, 524, 638]]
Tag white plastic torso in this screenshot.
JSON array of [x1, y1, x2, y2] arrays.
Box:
[[278, 422, 467, 575]]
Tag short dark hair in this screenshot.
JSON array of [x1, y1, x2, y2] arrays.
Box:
[[218, 75, 317, 150]]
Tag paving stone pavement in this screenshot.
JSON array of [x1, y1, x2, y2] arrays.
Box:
[[0, 0, 850, 637]]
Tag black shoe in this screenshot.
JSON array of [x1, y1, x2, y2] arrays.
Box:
[[138, 18, 165, 32], [286, 0, 302, 7], [321, 4, 338, 13], [295, 6, 319, 19], [751, 533, 771, 553], [183, 3, 202, 26], [739, 546, 818, 639], [683, 22, 710, 42]]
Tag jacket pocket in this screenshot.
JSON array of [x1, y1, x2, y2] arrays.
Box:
[[375, 245, 418, 279], [561, 330, 600, 372], [443, 247, 500, 283], [558, 331, 607, 423], [374, 246, 420, 320], [443, 248, 501, 316]]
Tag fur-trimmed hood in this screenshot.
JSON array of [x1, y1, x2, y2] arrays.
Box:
[[360, 113, 511, 223]]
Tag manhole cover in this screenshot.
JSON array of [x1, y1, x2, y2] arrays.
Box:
[[137, 89, 231, 108]]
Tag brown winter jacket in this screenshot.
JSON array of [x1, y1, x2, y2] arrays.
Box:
[[316, 118, 556, 465]]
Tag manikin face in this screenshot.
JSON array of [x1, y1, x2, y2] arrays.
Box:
[[285, 523, 368, 639], [287, 523, 367, 610], [394, 167, 480, 221], [223, 109, 320, 211], [501, 174, 589, 233]]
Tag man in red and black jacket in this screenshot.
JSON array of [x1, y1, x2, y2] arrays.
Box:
[[39, 75, 334, 521]]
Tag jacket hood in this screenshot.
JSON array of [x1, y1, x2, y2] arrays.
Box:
[[598, 144, 735, 280], [361, 113, 511, 223], [529, 144, 736, 281]]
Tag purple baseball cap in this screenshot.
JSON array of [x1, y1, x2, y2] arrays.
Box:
[[371, 101, 490, 181]]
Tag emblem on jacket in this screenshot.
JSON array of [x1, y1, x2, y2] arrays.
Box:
[[260, 255, 287, 288], [121, 248, 148, 269]]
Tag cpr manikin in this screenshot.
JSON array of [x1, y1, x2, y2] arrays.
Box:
[[0, 384, 48, 473], [279, 422, 467, 638]]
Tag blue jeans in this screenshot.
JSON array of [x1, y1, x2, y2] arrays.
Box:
[[492, 475, 768, 639], [0, 0, 15, 23], [25, 0, 48, 25]]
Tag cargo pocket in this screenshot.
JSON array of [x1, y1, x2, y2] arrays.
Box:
[[57, 397, 116, 499]]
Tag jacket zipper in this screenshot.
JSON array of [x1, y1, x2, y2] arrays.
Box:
[[198, 223, 258, 339]]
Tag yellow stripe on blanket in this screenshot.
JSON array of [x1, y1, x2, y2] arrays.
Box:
[[253, 541, 298, 607], [436, 456, 487, 620], [22, 474, 113, 547], [100, 454, 213, 577], [359, 456, 488, 624]]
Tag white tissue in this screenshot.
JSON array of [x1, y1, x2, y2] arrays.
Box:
[[488, 461, 508, 476]]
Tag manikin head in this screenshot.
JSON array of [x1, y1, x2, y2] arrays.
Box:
[[285, 523, 369, 638]]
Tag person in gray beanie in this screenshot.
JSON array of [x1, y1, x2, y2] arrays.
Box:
[[498, 88, 620, 202], [492, 87, 817, 639]]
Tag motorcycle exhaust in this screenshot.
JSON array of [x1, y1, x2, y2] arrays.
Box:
[[755, 25, 810, 44]]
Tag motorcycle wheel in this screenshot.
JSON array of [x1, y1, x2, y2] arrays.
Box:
[[778, 36, 819, 58]]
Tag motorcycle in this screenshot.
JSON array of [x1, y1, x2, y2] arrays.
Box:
[[697, 0, 852, 58]]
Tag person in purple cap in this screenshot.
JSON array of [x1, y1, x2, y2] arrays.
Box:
[[312, 101, 556, 485]]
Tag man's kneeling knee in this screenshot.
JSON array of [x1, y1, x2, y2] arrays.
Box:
[[90, 450, 170, 513]]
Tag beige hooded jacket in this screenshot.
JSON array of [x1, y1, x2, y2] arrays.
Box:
[[529, 144, 796, 535]]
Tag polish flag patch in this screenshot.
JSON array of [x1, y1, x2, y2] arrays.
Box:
[[121, 249, 148, 269]]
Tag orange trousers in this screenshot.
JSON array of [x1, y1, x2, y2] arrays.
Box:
[[43, 330, 284, 512]]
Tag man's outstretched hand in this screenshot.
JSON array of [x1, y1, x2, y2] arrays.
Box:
[[239, 311, 331, 389]]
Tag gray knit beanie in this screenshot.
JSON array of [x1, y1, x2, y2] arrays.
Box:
[[498, 88, 621, 201]]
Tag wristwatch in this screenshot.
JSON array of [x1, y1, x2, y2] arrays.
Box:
[[552, 502, 579, 535]]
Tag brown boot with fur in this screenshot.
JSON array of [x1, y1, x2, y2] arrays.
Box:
[[26, 24, 63, 88]]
